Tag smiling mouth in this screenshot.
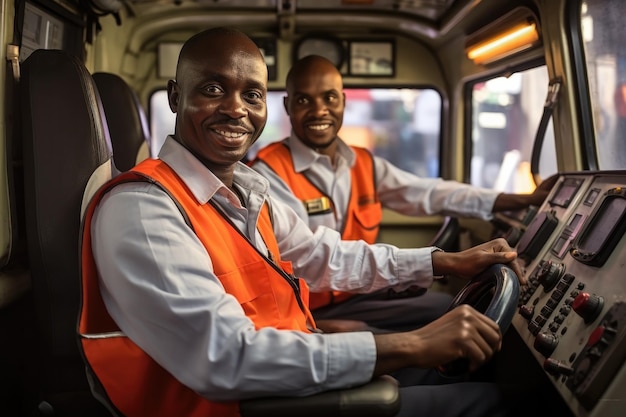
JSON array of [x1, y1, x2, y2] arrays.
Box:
[[307, 123, 331, 131], [215, 129, 247, 138]]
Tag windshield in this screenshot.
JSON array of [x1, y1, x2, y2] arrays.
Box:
[[150, 87, 443, 177]]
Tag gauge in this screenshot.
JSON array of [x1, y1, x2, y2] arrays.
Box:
[[295, 36, 346, 68]]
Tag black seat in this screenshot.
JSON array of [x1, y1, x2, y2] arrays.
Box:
[[92, 72, 151, 172], [20, 49, 113, 416]]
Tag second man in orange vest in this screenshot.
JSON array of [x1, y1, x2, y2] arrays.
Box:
[[250, 55, 556, 332]]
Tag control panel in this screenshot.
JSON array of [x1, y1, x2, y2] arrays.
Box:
[[510, 172, 626, 417]]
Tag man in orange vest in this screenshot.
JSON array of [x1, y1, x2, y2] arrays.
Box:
[[250, 55, 556, 332], [80, 27, 525, 417]]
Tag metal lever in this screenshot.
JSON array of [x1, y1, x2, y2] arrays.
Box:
[[6, 44, 20, 81]]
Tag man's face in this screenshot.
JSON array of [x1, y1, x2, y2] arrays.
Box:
[[284, 66, 345, 150], [168, 38, 267, 168]]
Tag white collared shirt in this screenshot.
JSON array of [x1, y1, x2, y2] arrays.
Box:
[[251, 132, 500, 233]]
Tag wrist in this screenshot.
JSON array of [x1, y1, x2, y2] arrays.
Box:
[[431, 248, 451, 277]]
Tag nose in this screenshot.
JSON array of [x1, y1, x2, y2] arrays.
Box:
[[311, 98, 329, 116], [219, 93, 247, 118]]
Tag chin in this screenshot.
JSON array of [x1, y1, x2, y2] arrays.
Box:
[[308, 136, 336, 148]]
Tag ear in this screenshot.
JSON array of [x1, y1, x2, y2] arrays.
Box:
[[167, 80, 180, 112], [283, 95, 289, 115]]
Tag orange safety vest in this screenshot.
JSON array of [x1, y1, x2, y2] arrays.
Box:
[[252, 142, 381, 310], [78, 158, 315, 417]]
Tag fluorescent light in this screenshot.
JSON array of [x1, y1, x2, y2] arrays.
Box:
[[467, 21, 539, 64]]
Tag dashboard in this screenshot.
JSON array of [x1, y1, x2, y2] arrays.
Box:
[[501, 171, 626, 417]]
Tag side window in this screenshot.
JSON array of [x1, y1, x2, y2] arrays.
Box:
[[150, 88, 442, 178], [580, 0, 626, 169], [470, 66, 558, 193]]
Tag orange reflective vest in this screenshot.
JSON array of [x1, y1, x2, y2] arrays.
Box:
[[252, 142, 381, 310], [79, 158, 315, 417]]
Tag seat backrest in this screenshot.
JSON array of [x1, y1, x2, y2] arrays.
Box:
[[20, 49, 113, 415], [93, 72, 151, 172]]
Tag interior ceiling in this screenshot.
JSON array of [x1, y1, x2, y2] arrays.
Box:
[[122, 0, 465, 25], [117, 0, 483, 42], [284, 0, 459, 21]]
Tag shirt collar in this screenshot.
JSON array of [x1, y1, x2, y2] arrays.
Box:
[[287, 131, 356, 173], [158, 136, 271, 205]]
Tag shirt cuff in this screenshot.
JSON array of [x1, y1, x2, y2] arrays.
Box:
[[430, 246, 445, 279], [396, 246, 442, 288], [324, 331, 377, 389]]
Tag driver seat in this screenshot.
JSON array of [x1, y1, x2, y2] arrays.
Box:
[[19, 48, 114, 415]]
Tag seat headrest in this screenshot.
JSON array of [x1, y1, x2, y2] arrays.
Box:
[[93, 72, 151, 171], [20, 49, 112, 358]]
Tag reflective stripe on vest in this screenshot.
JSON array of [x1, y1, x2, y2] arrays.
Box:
[[79, 158, 314, 417], [253, 143, 382, 309]]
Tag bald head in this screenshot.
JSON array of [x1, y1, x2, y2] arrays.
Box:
[[286, 55, 343, 93], [176, 27, 266, 82]]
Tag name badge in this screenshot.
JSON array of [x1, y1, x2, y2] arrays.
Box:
[[303, 197, 332, 215]]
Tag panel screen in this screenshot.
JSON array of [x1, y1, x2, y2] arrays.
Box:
[[550, 178, 583, 208], [571, 190, 626, 266]]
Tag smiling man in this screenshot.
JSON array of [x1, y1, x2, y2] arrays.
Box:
[[283, 55, 344, 153], [250, 54, 554, 333], [168, 29, 268, 187]]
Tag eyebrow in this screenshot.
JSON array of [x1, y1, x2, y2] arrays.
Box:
[[198, 72, 266, 90], [293, 87, 340, 95], [247, 79, 267, 92]]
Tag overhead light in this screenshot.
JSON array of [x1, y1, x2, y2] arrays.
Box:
[[465, 8, 541, 65]]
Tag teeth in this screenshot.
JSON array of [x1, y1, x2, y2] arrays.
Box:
[[217, 130, 245, 138], [309, 124, 330, 131]]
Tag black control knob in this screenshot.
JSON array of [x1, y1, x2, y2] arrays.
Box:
[[534, 332, 559, 357], [519, 305, 534, 321], [572, 293, 604, 324], [536, 260, 565, 291]]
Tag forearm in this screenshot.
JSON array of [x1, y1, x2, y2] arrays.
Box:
[[372, 332, 421, 376], [492, 192, 533, 212], [274, 200, 437, 292], [375, 158, 498, 220], [492, 174, 558, 212]]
